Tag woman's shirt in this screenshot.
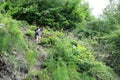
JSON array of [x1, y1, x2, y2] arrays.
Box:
[[36, 28, 41, 35]]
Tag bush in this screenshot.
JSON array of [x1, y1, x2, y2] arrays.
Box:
[[25, 50, 37, 66], [104, 30, 120, 75], [29, 25, 37, 31], [89, 62, 118, 80], [0, 14, 27, 52], [26, 29, 34, 37], [40, 28, 64, 46]]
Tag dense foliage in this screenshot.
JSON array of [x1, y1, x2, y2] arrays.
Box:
[[82, 0, 120, 75], [38, 28, 118, 80], [0, 0, 92, 30], [0, 14, 26, 52], [103, 1, 120, 74]]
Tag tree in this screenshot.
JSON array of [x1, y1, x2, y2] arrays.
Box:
[[100, 0, 120, 75], [1, 0, 92, 30]]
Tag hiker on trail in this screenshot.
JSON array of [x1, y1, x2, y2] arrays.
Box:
[[35, 27, 43, 43]]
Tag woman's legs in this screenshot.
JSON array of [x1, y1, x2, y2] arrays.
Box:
[[35, 33, 41, 44], [35, 35, 39, 43]]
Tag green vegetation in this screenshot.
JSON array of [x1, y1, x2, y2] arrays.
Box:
[[0, 14, 26, 52], [39, 28, 117, 80], [0, 0, 92, 30], [0, 0, 120, 80]]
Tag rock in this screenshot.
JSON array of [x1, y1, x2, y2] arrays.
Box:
[[20, 66, 29, 73], [0, 55, 17, 80], [13, 51, 17, 55]]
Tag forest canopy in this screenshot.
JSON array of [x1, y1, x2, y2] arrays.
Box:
[[0, 0, 92, 30]]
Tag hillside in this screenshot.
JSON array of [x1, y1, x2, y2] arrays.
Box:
[[0, 0, 120, 80], [0, 14, 119, 80], [0, 14, 47, 80]]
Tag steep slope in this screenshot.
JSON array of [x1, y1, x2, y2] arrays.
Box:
[[38, 28, 118, 80], [0, 14, 47, 80], [0, 13, 118, 80]]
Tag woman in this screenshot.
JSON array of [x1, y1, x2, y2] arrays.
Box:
[[35, 27, 43, 43]]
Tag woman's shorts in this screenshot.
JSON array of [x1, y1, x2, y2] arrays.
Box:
[[35, 32, 39, 39]]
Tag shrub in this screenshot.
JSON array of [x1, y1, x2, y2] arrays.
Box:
[[25, 50, 37, 66], [0, 14, 26, 52], [88, 62, 118, 80], [26, 29, 34, 37], [40, 28, 64, 46], [29, 25, 37, 31], [104, 30, 120, 75]]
